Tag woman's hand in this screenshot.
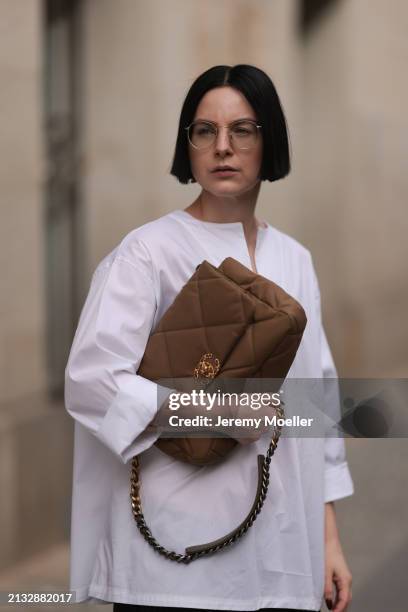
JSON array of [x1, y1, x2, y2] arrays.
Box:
[[221, 393, 277, 445], [324, 502, 353, 611]]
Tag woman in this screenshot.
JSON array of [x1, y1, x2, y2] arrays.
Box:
[[65, 65, 354, 612]]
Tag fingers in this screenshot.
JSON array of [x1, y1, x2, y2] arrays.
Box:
[[331, 572, 353, 612], [236, 437, 256, 446], [234, 424, 268, 445], [324, 571, 334, 610], [235, 431, 263, 445]]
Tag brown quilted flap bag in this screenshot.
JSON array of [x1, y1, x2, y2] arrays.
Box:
[[138, 256, 307, 463], [131, 257, 307, 563]]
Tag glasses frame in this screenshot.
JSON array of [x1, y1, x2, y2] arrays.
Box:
[[185, 119, 262, 151]]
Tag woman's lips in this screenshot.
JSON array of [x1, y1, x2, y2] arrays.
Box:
[[212, 169, 239, 177]]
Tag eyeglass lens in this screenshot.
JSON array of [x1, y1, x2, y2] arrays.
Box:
[[188, 121, 259, 150]]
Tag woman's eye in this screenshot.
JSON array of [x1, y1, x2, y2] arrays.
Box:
[[232, 123, 254, 136]]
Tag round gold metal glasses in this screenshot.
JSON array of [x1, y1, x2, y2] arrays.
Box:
[[186, 119, 262, 151]]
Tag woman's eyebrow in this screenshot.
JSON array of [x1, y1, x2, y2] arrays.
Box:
[[194, 117, 256, 124]]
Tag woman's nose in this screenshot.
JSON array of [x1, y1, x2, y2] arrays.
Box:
[[214, 126, 233, 155]]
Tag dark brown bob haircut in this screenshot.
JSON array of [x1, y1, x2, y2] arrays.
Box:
[[170, 64, 291, 184]]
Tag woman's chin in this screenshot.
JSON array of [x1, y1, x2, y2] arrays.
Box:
[[203, 183, 250, 199]]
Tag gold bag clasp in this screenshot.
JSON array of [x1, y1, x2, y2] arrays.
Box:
[[194, 353, 220, 380]]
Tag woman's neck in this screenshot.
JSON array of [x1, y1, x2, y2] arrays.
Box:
[[185, 184, 263, 230]]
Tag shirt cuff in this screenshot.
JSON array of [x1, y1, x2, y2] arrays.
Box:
[[324, 461, 355, 503], [96, 376, 170, 464]]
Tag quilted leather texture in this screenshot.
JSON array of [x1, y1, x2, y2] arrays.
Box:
[[137, 257, 307, 465]]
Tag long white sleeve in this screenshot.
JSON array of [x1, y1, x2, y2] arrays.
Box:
[[311, 258, 355, 503], [64, 245, 166, 464], [320, 324, 355, 502]]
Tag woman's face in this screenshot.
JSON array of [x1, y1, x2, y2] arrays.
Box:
[[188, 86, 263, 198]]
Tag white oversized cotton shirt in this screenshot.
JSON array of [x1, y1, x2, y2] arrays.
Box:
[[65, 209, 354, 610]]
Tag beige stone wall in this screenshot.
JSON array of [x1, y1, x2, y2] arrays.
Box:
[[0, 0, 71, 572], [300, 0, 408, 376], [0, 1, 46, 403], [345, 0, 408, 376]]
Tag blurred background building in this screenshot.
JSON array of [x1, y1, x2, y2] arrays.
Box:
[[0, 0, 407, 610]]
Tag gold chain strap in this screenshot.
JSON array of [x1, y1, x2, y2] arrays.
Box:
[[130, 403, 285, 564]]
